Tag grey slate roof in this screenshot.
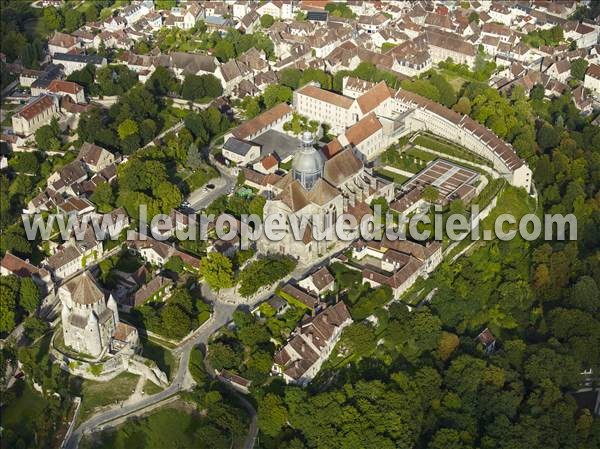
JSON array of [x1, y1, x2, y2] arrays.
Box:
[[224, 137, 254, 156]]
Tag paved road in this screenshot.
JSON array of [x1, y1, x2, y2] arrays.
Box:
[[64, 299, 238, 449], [188, 174, 234, 212]]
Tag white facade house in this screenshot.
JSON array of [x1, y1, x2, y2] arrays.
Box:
[[273, 301, 352, 385], [222, 138, 261, 165], [52, 53, 107, 76], [584, 63, 600, 96]]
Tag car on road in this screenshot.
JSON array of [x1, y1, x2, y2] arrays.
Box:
[[206, 183, 215, 190]]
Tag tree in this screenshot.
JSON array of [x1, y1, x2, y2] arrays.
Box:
[[241, 96, 261, 119], [200, 252, 234, 291], [164, 256, 184, 274], [428, 428, 474, 449], [537, 123, 560, 151], [258, 394, 288, 437], [155, 0, 177, 9], [248, 195, 266, 217], [9, 152, 39, 174], [96, 65, 138, 96], [67, 64, 96, 94], [213, 40, 235, 62], [207, 342, 241, 370], [468, 12, 479, 23], [160, 304, 192, 339], [23, 316, 48, 341], [35, 118, 61, 151], [19, 278, 40, 313], [342, 323, 376, 356], [263, 84, 292, 109], [0, 284, 17, 334], [280, 68, 302, 89], [63, 9, 83, 33], [437, 331, 459, 361], [200, 74, 223, 98], [118, 119, 139, 140], [570, 58, 589, 81], [422, 186, 439, 203], [90, 182, 114, 212], [43, 7, 64, 31], [260, 14, 275, 28], [146, 66, 179, 96], [153, 181, 182, 213], [452, 97, 471, 115], [568, 276, 599, 314], [181, 74, 204, 101], [530, 84, 545, 101]]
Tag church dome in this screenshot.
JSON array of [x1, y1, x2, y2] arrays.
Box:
[[292, 132, 324, 190]]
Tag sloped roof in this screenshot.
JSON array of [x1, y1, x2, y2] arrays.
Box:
[[63, 272, 104, 305], [323, 149, 363, 187]]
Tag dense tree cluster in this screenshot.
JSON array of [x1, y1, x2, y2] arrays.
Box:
[[0, 275, 41, 335], [521, 25, 564, 48], [131, 287, 211, 340], [252, 63, 600, 449], [238, 256, 297, 298], [208, 307, 305, 384]]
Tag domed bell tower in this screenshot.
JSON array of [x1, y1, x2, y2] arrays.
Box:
[[292, 132, 325, 190]]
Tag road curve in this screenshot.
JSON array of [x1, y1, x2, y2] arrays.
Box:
[[64, 300, 237, 449]]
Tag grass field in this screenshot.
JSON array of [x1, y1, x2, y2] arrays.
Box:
[[143, 380, 164, 395], [375, 168, 410, 185], [80, 404, 239, 449], [140, 337, 176, 379], [413, 134, 493, 168], [77, 372, 139, 424]]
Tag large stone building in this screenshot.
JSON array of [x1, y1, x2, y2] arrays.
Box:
[[60, 272, 137, 358], [258, 133, 394, 260], [295, 80, 532, 191], [11, 94, 61, 136]]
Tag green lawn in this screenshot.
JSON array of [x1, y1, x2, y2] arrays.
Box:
[[413, 134, 493, 168], [77, 372, 139, 424], [143, 380, 164, 395], [140, 337, 176, 379], [374, 168, 410, 185], [80, 403, 243, 449]]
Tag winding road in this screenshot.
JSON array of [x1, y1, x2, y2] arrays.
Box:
[[65, 161, 248, 449], [64, 299, 243, 449]]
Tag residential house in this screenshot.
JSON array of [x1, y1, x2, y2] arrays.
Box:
[[0, 252, 53, 295], [77, 142, 115, 172], [272, 301, 352, 385], [298, 266, 335, 296], [225, 103, 292, 142], [222, 138, 261, 166], [584, 63, 600, 96], [45, 80, 86, 103], [48, 31, 80, 56], [52, 53, 107, 75]]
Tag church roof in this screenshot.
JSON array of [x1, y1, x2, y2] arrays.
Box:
[[277, 179, 310, 212], [323, 149, 363, 186], [307, 178, 339, 206], [63, 272, 104, 305]]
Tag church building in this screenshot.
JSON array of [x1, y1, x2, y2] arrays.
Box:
[[258, 132, 394, 260]]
